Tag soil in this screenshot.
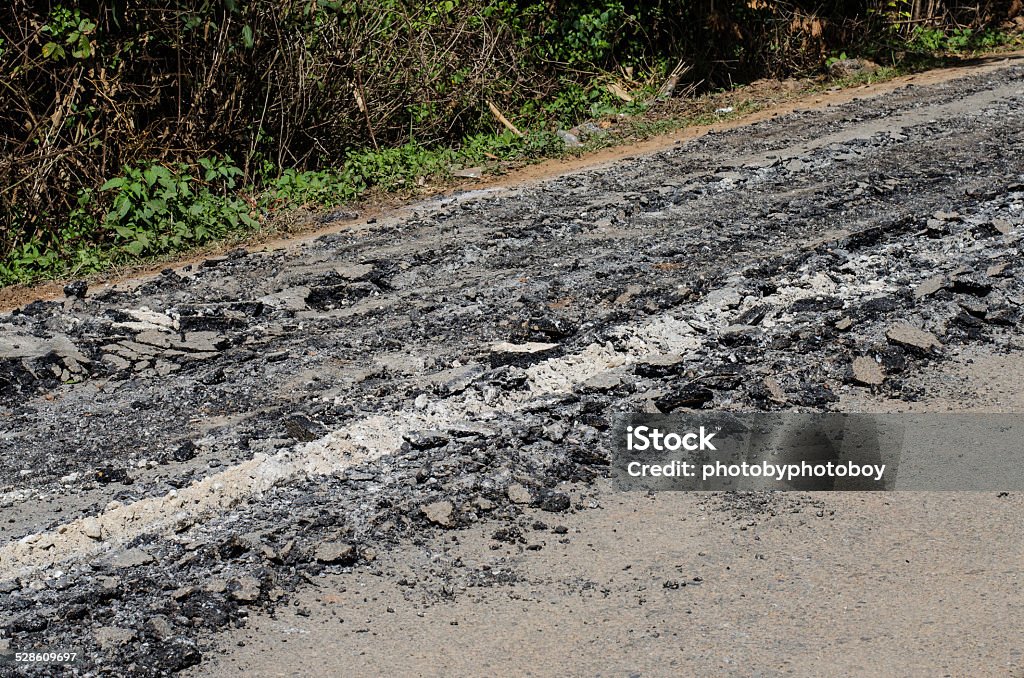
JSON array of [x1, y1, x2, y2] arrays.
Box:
[[1, 56, 1023, 677]]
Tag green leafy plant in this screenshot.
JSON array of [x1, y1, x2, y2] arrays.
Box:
[[42, 7, 96, 60], [99, 157, 258, 258], [907, 26, 1014, 54], [0, 190, 107, 285], [825, 52, 849, 68], [263, 168, 360, 207]]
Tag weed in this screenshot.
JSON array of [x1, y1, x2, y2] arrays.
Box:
[[99, 158, 258, 259], [907, 26, 1015, 54]]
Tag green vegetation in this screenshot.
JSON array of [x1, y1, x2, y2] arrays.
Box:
[[1, 1, 1020, 286], [906, 26, 1018, 54], [0, 130, 567, 283]]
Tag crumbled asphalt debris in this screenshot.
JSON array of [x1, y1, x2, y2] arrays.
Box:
[[1, 64, 1024, 676], [283, 414, 320, 442], [94, 468, 133, 485], [654, 383, 716, 412], [535, 490, 571, 513], [63, 280, 88, 299], [171, 441, 198, 463]]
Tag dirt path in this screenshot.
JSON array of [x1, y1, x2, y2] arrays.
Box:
[[1, 57, 1023, 676]]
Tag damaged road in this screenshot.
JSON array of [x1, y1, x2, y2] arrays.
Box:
[[1, 58, 1024, 676]]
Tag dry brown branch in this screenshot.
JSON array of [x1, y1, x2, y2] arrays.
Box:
[[486, 100, 523, 136]]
